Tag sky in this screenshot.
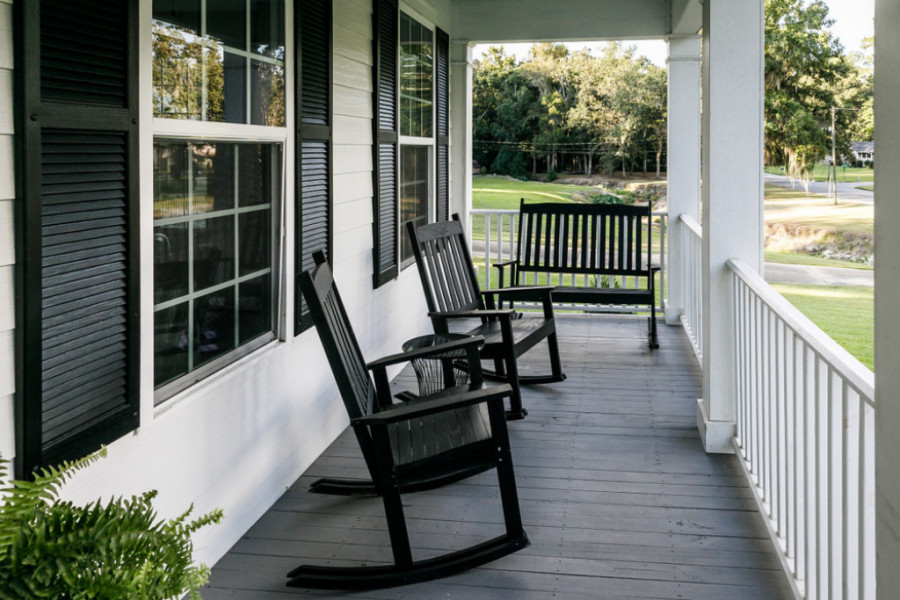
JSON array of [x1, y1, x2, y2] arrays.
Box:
[[473, 0, 874, 67]]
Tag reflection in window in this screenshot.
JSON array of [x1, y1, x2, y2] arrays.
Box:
[[400, 13, 433, 138], [152, 0, 284, 126], [400, 146, 430, 263], [153, 141, 280, 389]]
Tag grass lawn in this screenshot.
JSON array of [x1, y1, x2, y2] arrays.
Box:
[[765, 164, 873, 183], [472, 175, 601, 209], [857, 185, 874, 192], [764, 184, 873, 234], [770, 283, 873, 370]]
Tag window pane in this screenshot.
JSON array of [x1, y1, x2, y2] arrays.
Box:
[[251, 59, 286, 126], [152, 26, 204, 120], [238, 144, 278, 207], [154, 223, 189, 304], [251, 0, 285, 57], [193, 216, 235, 292], [400, 13, 432, 138], [239, 274, 272, 344], [222, 52, 248, 124], [192, 142, 235, 214], [400, 146, 430, 262], [153, 0, 201, 33], [207, 0, 246, 48], [153, 142, 189, 218], [194, 289, 236, 368], [239, 210, 271, 275], [154, 303, 189, 387]]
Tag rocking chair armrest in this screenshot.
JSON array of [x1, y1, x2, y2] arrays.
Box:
[[428, 309, 516, 320], [354, 383, 513, 426], [366, 335, 485, 370]]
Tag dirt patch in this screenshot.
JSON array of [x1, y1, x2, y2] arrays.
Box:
[[766, 223, 874, 265]]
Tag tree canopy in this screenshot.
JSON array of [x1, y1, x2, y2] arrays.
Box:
[[473, 43, 667, 179]]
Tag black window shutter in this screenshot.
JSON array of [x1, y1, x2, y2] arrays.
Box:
[[435, 28, 450, 222], [14, 0, 140, 477], [296, 0, 333, 335], [372, 0, 399, 287]]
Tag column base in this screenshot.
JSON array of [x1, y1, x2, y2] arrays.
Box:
[[663, 299, 682, 325], [696, 399, 735, 454]]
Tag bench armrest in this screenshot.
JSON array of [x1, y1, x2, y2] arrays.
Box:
[[354, 383, 512, 426], [428, 309, 516, 320], [492, 259, 519, 289], [366, 335, 484, 370], [484, 285, 554, 300]]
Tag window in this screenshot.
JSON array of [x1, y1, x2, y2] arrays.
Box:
[[153, 141, 280, 392], [398, 13, 433, 264], [372, 2, 450, 285], [152, 0, 285, 125], [152, 0, 286, 401]]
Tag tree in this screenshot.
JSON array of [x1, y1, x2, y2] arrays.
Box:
[[765, 0, 850, 182]]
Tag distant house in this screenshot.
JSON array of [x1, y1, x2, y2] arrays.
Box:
[[852, 141, 875, 165]]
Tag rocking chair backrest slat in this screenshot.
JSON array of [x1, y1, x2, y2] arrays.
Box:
[[300, 261, 376, 419], [408, 218, 483, 313]]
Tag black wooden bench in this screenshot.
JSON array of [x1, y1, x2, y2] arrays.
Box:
[[292, 253, 528, 589], [495, 200, 660, 348]]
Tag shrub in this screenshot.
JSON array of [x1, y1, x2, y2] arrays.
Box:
[[0, 449, 223, 600], [544, 168, 557, 182], [489, 148, 529, 178]]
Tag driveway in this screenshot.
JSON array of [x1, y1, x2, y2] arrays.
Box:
[[764, 262, 873, 288], [765, 172, 873, 204]]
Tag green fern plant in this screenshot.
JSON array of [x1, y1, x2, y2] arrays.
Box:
[[0, 449, 223, 599]]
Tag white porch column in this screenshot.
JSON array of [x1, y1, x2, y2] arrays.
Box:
[[875, 0, 900, 595], [664, 35, 702, 325], [698, 0, 764, 453], [449, 41, 474, 234]]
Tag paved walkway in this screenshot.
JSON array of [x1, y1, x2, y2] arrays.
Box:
[[764, 172, 873, 204], [764, 261, 873, 287]]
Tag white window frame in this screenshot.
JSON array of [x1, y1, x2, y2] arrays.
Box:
[[398, 7, 436, 269], [143, 0, 294, 409]]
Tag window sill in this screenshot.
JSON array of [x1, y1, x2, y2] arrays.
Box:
[[152, 335, 280, 418]]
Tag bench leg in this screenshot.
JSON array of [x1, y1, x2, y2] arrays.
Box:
[[649, 304, 660, 349], [547, 331, 566, 382]]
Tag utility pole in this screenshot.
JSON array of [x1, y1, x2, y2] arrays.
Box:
[[832, 107, 838, 205]]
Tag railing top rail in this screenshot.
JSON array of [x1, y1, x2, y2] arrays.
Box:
[[728, 258, 875, 404], [471, 208, 669, 218], [679, 213, 703, 237]]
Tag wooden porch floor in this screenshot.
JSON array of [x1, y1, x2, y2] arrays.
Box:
[[204, 315, 792, 599]]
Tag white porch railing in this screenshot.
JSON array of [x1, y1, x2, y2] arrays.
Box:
[[729, 258, 876, 600], [469, 208, 667, 313], [679, 214, 703, 364]]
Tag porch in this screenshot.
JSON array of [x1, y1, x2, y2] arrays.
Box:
[[204, 315, 792, 599]]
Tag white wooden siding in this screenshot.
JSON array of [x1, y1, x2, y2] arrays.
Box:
[[0, 0, 13, 464]]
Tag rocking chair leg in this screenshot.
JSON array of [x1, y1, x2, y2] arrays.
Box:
[[503, 354, 527, 420], [547, 331, 566, 382]]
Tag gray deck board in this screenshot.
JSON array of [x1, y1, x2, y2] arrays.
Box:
[[205, 315, 792, 599]]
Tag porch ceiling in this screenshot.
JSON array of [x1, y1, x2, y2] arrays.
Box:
[[451, 0, 702, 44], [205, 316, 791, 598]]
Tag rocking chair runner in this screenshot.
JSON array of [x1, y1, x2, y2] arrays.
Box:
[[407, 216, 566, 419], [290, 255, 528, 589]]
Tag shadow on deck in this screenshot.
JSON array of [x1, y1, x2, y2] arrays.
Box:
[[205, 315, 792, 599]]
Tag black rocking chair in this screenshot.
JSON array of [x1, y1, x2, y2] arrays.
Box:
[[407, 216, 566, 420], [289, 255, 528, 589]]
